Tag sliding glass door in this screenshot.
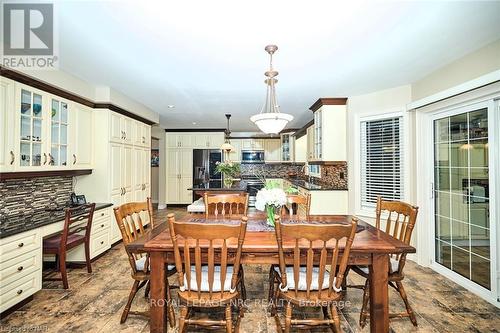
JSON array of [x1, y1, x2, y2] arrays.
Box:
[[433, 107, 491, 290]]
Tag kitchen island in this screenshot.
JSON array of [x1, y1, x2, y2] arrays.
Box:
[[187, 180, 248, 195]]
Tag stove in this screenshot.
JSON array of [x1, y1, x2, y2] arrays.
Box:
[[241, 175, 265, 207]]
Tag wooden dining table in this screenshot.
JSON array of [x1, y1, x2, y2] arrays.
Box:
[[126, 212, 415, 333]]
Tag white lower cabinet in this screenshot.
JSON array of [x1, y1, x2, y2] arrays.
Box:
[[0, 229, 42, 313]]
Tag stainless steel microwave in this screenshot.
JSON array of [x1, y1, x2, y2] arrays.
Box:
[[241, 150, 265, 164]]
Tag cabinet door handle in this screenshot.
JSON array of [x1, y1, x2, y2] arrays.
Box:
[[10, 151, 14, 165], [100, 241, 104, 245], [17, 290, 23, 295], [18, 242, 24, 248], [73, 154, 77, 165], [43, 153, 47, 165], [17, 266, 23, 271], [101, 212, 105, 217], [101, 224, 105, 228]]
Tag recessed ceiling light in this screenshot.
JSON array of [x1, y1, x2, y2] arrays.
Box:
[[192, 122, 197, 125], [167, 105, 175, 108]]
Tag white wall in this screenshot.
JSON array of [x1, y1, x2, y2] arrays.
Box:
[[346, 85, 413, 220], [412, 39, 500, 101], [151, 126, 167, 209], [20, 68, 159, 123]]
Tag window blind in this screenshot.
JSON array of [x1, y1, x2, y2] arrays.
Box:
[[360, 116, 403, 209]]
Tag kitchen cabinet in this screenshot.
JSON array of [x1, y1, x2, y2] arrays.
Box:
[[0, 79, 95, 172], [309, 101, 347, 162], [294, 134, 307, 163], [227, 139, 241, 162], [133, 121, 151, 147], [110, 112, 134, 145], [167, 133, 193, 148], [69, 103, 93, 168], [265, 139, 281, 162], [74, 110, 152, 243], [166, 149, 193, 204], [0, 78, 15, 172], [193, 133, 224, 149], [133, 147, 151, 202], [307, 125, 314, 161], [0, 229, 42, 313], [280, 133, 294, 162], [242, 139, 264, 150]]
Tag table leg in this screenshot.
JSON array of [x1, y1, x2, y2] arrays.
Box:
[[150, 252, 167, 333], [369, 253, 389, 333]]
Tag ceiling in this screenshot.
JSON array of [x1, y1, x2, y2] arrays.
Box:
[[56, 1, 500, 131]]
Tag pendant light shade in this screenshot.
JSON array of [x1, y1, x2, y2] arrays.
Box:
[[221, 114, 235, 152], [251, 45, 293, 134]]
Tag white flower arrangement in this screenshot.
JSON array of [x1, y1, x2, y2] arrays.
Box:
[[254, 180, 287, 226]]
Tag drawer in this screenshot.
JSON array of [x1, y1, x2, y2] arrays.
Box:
[[90, 230, 110, 258], [0, 271, 41, 313], [93, 208, 111, 221], [91, 217, 111, 235], [1, 249, 42, 287], [0, 229, 41, 263]]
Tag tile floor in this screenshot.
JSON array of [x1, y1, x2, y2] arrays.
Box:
[[1, 207, 499, 333]]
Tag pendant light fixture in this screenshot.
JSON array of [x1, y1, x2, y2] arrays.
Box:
[[250, 44, 293, 134], [220, 113, 234, 152]]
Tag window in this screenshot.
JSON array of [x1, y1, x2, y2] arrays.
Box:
[[309, 164, 321, 178], [360, 116, 403, 209]]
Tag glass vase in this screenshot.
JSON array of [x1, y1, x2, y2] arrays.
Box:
[[266, 205, 279, 227], [223, 176, 233, 188]]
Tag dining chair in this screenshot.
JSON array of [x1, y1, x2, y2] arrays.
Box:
[[281, 193, 311, 221], [43, 203, 96, 289], [168, 213, 248, 333], [204, 193, 249, 219], [351, 196, 419, 327], [269, 214, 358, 333], [113, 200, 177, 325]]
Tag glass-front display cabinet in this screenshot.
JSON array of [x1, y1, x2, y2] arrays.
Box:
[[281, 132, 294, 161], [19, 87, 45, 168]]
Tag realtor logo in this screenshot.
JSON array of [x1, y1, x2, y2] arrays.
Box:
[[2, 2, 58, 69]]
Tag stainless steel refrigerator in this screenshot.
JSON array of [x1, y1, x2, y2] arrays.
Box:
[[192, 149, 223, 198]]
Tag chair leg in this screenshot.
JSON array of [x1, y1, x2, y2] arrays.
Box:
[[144, 281, 150, 298], [225, 304, 233, 333], [268, 266, 275, 302], [84, 240, 92, 273], [59, 253, 69, 289], [166, 279, 176, 328], [179, 305, 188, 333], [120, 280, 139, 324], [330, 304, 341, 333], [359, 279, 370, 328], [396, 281, 418, 326], [284, 302, 292, 333], [239, 265, 247, 301]]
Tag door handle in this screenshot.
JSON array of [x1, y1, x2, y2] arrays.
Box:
[[10, 151, 14, 165], [73, 154, 77, 165], [43, 153, 47, 165], [48, 153, 53, 165]]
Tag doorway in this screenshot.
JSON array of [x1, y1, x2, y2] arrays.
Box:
[[430, 101, 497, 302], [151, 137, 160, 207]]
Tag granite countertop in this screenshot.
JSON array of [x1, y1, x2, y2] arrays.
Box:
[[285, 178, 348, 191], [0, 203, 113, 239], [188, 180, 248, 192]]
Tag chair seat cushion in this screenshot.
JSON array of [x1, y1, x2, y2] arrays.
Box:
[[182, 265, 235, 292], [274, 266, 337, 291], [135, 256, 175, 272], [357, 257, 399, 274], [43, 233, 85, 249], [187, 198, 206, 213]]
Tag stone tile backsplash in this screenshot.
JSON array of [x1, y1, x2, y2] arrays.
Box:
[[320, 163, 348, 189], [0, 176, 74, 218], [239, 163, 305, 178]]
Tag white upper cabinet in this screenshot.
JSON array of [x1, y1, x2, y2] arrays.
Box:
[[15, 84, 48, 170], [0, 78, 15, 172], [110, 111, 150, 147], [110, 112, 123, 142], [167, 133, 192, 148], [309, 99, 347, 162], [193, 133, 224, 148], [47, 95, 70, 168], [70, 103, 93, 169], [242, 139, 264, 150], [227, 139, 241, 162], [265, 139, 281, 162], [133, 121, 151, 147], [280, 133, 294, 162]]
